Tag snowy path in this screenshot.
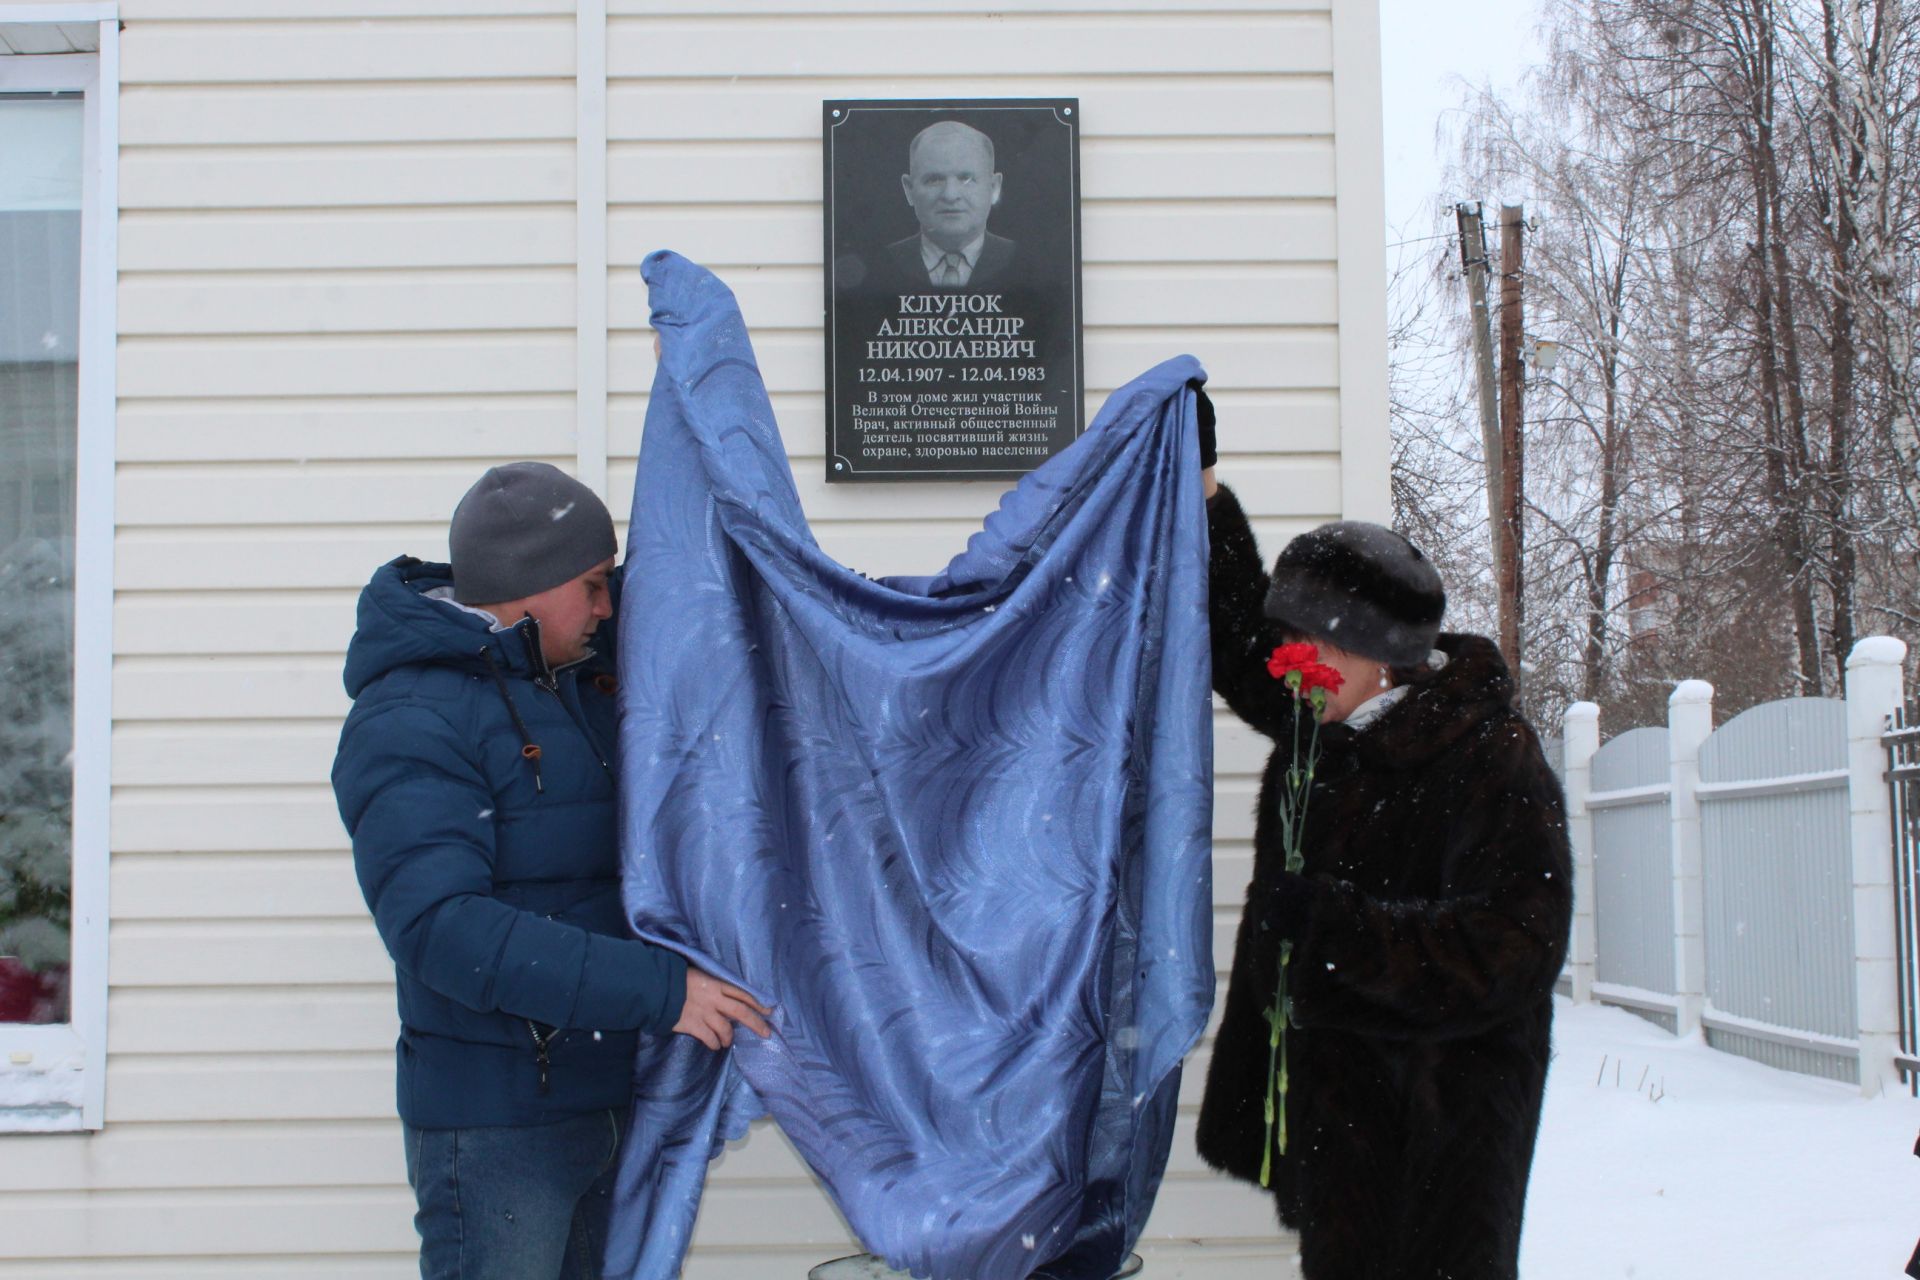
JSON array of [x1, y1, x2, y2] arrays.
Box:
[[1523, 997, 1920, 1278]]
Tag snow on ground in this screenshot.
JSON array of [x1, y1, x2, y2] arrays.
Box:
[[1523, 996, 1920, 1278]]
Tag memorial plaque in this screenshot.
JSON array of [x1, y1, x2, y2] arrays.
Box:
[[823, 98, 1083, 482]]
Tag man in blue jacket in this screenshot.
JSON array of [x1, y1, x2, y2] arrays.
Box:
[[333, 462, 769, 1280]]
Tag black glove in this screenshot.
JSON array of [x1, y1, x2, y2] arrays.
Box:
[[1192, 383, 1217, 469]]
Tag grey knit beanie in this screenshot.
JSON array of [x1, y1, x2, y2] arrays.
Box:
[[449, 462, 617, 605], [1262, 520, 1445, 667]]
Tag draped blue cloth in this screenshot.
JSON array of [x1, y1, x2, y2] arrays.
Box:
[[608, 251, 1213, 1280]]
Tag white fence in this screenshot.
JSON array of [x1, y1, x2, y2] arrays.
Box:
[[1559, 637, 1910, 1096]]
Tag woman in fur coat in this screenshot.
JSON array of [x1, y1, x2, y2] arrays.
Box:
[[1191, 424, 1572, 1279]]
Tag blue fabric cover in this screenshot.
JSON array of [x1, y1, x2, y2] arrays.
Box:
[[608, 252, 1214, 1280]]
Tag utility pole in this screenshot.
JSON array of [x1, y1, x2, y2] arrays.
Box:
[[1455, 203, 1505, 592], [1498, 204, 1526, 702]]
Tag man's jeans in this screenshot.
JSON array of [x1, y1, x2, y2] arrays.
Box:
[[404, 1109, 625, 1280]]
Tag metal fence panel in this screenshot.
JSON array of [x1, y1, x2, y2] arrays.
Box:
[[1590, 726, 1673, 1012], [1591, 724, 1671, 795], [1890, 703, 1920, 1095], [1699, 697, 1854, 1082]]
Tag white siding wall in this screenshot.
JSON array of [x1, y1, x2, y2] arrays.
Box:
[[0, 0, 1383, 1273]]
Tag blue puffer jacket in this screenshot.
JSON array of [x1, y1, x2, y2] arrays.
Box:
[[333, 556, 687, 1129]]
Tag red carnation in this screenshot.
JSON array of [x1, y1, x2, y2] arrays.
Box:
[[1266, 642, 1319, 680], [1298, 662, 1345, 696]]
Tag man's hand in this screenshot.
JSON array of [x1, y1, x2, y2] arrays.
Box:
[[673, 966, 773, 1050]]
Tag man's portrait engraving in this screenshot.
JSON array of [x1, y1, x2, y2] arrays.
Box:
[[823, 99, 1083, 482], [886, 121, 1018, 291]]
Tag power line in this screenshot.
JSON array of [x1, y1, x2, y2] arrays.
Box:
[[1385, 230, 1459, 250]]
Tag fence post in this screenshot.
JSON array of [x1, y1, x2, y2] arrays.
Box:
[[1668, 680, 1713, 1038], [1846, 636, 1907, 1097], [1562, 702, 1600, 1004]]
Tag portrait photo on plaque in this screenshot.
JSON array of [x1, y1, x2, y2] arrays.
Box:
[[823, 98, 1084, 482]]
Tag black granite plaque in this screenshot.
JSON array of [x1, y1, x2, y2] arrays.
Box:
[[823, 99, 1083, 482]]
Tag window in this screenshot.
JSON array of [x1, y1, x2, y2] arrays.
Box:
[[0, 15, 116, 1133], [1, 91, 82, 1031]]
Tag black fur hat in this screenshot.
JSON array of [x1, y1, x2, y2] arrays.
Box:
[[1262, 521, 1445, 667]]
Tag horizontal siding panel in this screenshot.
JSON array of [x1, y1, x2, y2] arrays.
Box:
[[113, 852, 365, 921], [608, 137, 1335, 206], [116, 529, 447, 591], [121, 83, 574, 147], [0, 1121, 401, 1196], [111, 789, 353, 852], [1205, 456, 1344, 511], [1247, 515, 1333, 556], [1213, 775, 1259, 844], [109, 920, 386, 985], [119, 334, 574, 399], [117, 396, 576, 463], [121, 143, 574, 210], [1081, 203, 1336, 264], [606, 16, 1332, 79], [105, 1056, 395, 1123], [1215, 848, 1254, 904], [108, 990, 395, 1058], [1084, 264, 1338, 326], [0, 1257, 414, 1278], [1216, 717, 1273, 778], [120, 270, 574, 336], [132, 0, 574, 16], [114, 594, 358, 657], [608, 79, 1332, 142], [113, 722, 338, 787], [0, 1188, 417, 1258], [1089, 332, 1336, 393], [120, 18, 574, 85], [119, 208, 575, 272], [1083, 137, 1334, 199], [114, 657, 352, 722], [611, 202, 1338, 268]]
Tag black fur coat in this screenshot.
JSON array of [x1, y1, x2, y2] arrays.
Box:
[[1196, 486, 1572, 1280]]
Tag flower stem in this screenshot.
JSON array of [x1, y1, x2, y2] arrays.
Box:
[[1259, 943, 1288, 1186]]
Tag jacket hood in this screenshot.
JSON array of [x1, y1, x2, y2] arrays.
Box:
[[343, 556, 538, 698]]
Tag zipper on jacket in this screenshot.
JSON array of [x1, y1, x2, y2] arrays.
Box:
[[521, 618, 558, 692], [528, 1020, 555, 1095]]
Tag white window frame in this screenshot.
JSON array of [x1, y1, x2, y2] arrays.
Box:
[[0, 12, 118, 1133]]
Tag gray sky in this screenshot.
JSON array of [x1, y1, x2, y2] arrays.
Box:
[[1378, 0, 1546, 244]]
